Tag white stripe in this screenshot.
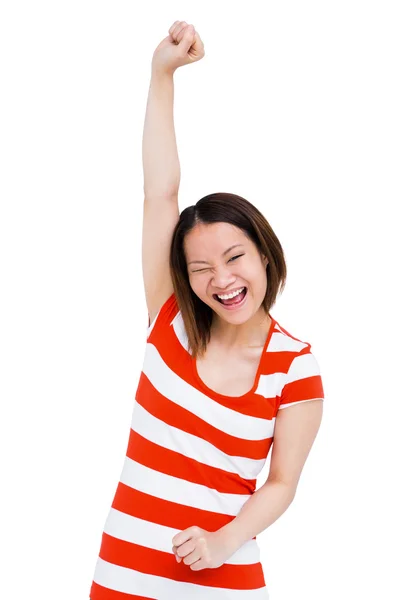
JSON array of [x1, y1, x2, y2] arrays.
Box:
[[103, 506, 261, 565], [120, 455, 251, 516], [93, 556, 270, 599], [268, 327, 309, 353], [279, 397, 324, 410], [255, 371, 285, 400], [142, 343, 275, 441], [131, 400, 268, 480], [286, 351, 321, 383]]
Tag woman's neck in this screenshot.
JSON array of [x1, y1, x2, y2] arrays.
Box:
[[210, 309, 271, 349]]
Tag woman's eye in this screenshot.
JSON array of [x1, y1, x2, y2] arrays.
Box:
[[229, 254, 244, 262], [192, 254, 244, 273]]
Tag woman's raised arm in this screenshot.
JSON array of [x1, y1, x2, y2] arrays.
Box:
[[141, 21, 205, 324]]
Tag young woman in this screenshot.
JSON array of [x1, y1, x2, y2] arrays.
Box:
[[90, 21, 325, 600]]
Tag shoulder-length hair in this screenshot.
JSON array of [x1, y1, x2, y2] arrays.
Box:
[[169, 192, 287, 359]]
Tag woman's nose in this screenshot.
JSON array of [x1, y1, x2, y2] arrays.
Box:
[[211, 267, 236, 288]]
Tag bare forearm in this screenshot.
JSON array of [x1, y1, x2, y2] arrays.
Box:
[[142, 70, 180, 198], [220, 479, 295, 552]]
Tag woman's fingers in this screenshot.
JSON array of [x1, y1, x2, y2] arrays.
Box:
[[170, 21, 199, 48], [170, 21, 187, 42], [175, 22, 189, 43], [192, 28, 204, 52], [177, 23, 193, 45], [168, 21, 179, 34], [184, 27, 204, 59]]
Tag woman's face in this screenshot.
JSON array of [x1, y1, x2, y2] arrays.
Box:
[[183, 221, 269, 324]]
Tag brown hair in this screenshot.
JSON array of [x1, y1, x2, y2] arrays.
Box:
[[169, 192, 287, 359]]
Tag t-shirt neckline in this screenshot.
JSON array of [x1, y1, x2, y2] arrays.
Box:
[[190, 314, 276, 402]]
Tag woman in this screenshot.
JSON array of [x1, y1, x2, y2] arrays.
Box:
[[90, 21, 325, 600]]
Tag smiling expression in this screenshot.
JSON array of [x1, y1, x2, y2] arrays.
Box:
[[183, 221, 269, 324]]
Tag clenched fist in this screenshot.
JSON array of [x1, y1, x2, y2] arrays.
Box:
[[172, 525, 238, 571], [152, 20, 205, 76]]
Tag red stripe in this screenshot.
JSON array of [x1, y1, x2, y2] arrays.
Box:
[[280, 374, 324, 405], [90, 580, 154, 600]]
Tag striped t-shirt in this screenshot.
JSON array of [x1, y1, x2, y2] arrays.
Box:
[[90, 292, 324, 600]]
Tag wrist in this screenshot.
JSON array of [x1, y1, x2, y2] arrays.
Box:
[[218, 521, 244, 555], [151, 64, 176, 81]]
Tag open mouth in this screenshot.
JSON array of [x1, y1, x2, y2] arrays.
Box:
[[213, 287, 248, 307]]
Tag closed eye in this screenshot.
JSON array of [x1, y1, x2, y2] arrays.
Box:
[[229, 254, 244, 262], [191, 254, 244, 273]]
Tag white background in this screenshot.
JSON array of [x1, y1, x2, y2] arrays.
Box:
[[1, 1, 399, 599]]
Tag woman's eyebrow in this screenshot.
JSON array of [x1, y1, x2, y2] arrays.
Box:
[[188, 243, 244, 265]]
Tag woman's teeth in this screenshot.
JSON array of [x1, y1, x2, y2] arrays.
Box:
[[214, 287, 248, 308], [216, 286, 245, 300]]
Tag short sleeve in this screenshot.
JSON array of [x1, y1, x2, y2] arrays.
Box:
[[278, 348, 325, 410]]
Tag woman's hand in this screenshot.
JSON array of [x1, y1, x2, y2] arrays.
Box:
[[172, 526, 237, 571], [152, 21, 205, 77]]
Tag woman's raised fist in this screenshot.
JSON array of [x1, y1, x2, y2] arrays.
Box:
[[152, 21, 205, 76]]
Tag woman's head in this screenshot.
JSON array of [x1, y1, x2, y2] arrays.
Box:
[[170, 192, 287, 358]]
